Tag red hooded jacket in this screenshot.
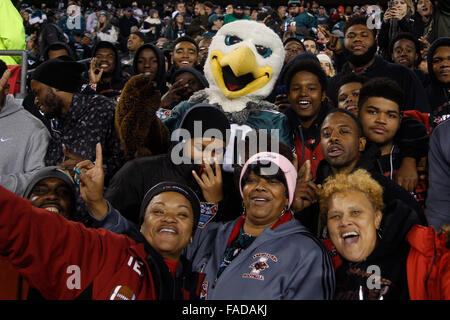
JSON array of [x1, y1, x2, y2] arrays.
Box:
[[406, 225, 450, 300], [0, 185, 159, 300]]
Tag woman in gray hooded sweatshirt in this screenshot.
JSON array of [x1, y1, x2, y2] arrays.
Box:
[[185, 152, 335, 300]]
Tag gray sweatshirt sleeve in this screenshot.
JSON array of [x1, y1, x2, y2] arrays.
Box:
[[425, 120, 450, 231], [88, 200, 138, 234]]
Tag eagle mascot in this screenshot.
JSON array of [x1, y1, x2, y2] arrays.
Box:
[[115, 20, 292, 166]]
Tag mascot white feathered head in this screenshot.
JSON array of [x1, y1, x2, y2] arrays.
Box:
[[203, 20, 285, 113]]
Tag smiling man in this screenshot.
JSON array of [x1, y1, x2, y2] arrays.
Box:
[[283, 57, 331, 178], [327, 15, 431, 113], [171, 36, 200, 72], [30, 56, 124, 186], [87, 41, 130, 100], [23, 166, 77, 220], [0, 165, 77, 300]]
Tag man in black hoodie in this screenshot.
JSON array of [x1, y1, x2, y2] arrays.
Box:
[[85, 41, 129, 101], [294, 108, 427, 235], [327, 14, 431, 113], [132, 43, 167, 93], [426, 37, 450, 126], [105, 104, 240, 227]]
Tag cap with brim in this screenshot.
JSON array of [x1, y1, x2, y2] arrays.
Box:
[[22, 166, 76, 199], [208, 14, 223, 24], [239, 152, 297, 207]]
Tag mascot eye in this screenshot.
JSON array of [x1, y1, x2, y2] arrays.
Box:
[[255, 45, 272, 58], [225, 35, 242, 46]]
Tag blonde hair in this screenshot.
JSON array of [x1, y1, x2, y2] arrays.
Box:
[[405, 0, 415, 16], [318, 169, 385, 220]]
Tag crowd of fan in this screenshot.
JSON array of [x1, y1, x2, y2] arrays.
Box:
[[0, 0, 449, 301]]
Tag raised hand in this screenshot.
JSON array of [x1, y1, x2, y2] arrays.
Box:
[[58, 145, 84, 176], [274, 93, 290, 114], [192, 160, 223, 204], [292, 160, 320, 213], [88, 57, 104, 85], [418, 37, 431, 60], [74, 143, 108, 219], [318, 24, 343, 54], [160, 78, 188, 108]]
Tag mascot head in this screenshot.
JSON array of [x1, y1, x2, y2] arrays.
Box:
[[204, 20, 285, 111]]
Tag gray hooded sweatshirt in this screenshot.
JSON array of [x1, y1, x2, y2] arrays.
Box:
[[0, 95, 50, 195], [186, 216, 335, 300]]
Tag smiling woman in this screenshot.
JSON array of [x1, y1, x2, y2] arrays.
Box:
[[184, 151, 335, 300], [319, 169, 423, 300]]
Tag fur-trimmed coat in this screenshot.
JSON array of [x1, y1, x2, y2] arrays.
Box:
[[115, 75, 170, 161]]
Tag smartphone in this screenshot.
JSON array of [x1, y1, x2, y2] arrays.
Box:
[[388, 1, 395, 9]]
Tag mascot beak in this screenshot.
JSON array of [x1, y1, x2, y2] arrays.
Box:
[[210, 46, 273, 99]]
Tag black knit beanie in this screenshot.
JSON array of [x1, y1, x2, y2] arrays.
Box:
[[31, 56, 84, 93], [139, 182, 201, 235], [177, 103, 230, 141]]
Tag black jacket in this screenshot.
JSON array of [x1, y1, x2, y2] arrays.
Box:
[[296, 142, 427, 235], [426, 37, 450, 126], [88, 41, 130, 100], [328, 55, 431, 113], [104, 151, 242, 226], [333, 199, 421, 300]]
